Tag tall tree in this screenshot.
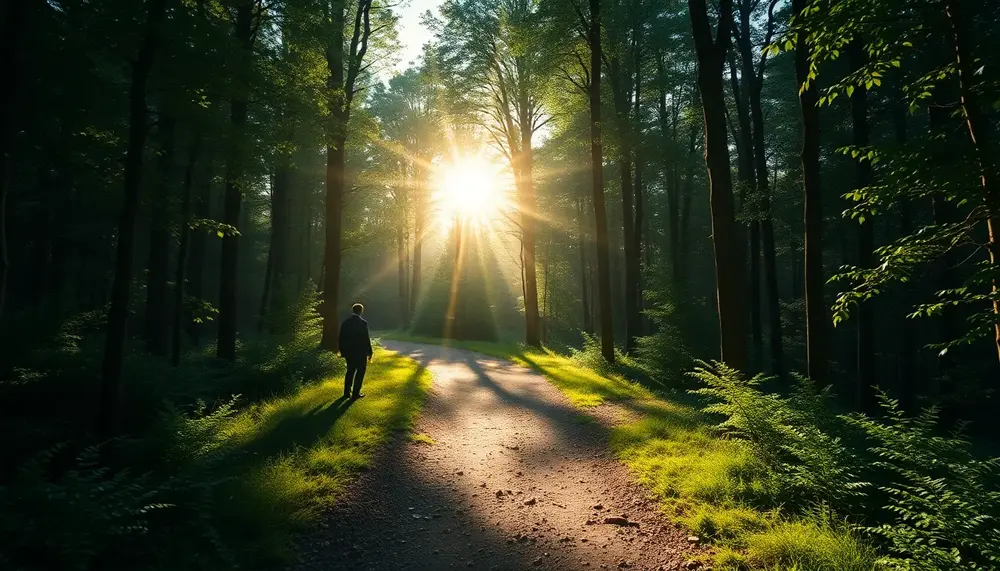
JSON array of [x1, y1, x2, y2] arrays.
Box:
[[320, 0, 374, 351], [736, 0, 784, 375], [689, 0, 748, 370], [793, 0, 827, 384], [99, 0, 168, 437], [216, 0, 257, 361], [589, 0, 615, 362], [945, 0, 1000, 361], [437, 0, 552, 348], [850, 42, 875, 409]]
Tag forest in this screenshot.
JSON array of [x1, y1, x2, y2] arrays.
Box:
[[1, 0, 999, 569]]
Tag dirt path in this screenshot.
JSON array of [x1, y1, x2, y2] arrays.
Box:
[[293, 342, 698, 571]]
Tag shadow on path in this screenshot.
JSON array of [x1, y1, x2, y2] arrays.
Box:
[[292, 341, 697, 571]]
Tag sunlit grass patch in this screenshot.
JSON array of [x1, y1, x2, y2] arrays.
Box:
[[216, 348, 432, 560], [409, 432, 435, 445], [714, 520, 879, 571]]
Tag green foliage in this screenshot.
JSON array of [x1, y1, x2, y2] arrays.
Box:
[[570, 332, 628, 376], [691, 362, 867, 511], [0, 444, 167, 571], [692, 363, 1000, 570], [0, 334, 431, 571], [848, 396, 1000, 571]]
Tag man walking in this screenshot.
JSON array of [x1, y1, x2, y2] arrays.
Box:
[[338, 303, 374, 399]]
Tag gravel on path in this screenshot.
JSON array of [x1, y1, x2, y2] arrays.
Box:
[[292, 341, 701, 571]]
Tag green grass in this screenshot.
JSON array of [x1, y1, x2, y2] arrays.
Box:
[[381, 333, 877, 570], [409, 432, 436, 445], [215, 347, 433, 563]]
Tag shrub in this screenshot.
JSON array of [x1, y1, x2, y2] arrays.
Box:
[[690, 362, 867, 511], [570, 332, 626, 376], [689, 362, 1000, 569], [849, 395, 1000, 571]]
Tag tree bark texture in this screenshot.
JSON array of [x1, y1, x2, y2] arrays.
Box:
[[689, 0, 749, 370], [946, 0, 1000, 361]]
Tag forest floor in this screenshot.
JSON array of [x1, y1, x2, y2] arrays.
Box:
[[292, 341, 702, 571]]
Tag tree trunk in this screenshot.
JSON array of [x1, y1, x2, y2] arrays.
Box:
[[577, 197, 592, 333], [321, 139, 346, 349], [589, 0, 615, 363], [689, 0, 748, 370], [728, 53, 762, 357], [269, 160, 292, 320], [633, 37, 644, 322], [257, 221, 274, 332], [99, 0, 167, 438], [397, 219, 408, 327], [144, 115, 175, 355], [520, 138, 542, 348], [946, 0, 1000, 361], [217, 1, 253, 362], [0, 0, 26, 324], [172, 133, 201, 365], [321, 0, 373, 350], [411, 187, 424, 324], [744, 69, 785, 376], [587, 0, 615, 363], [320, 0, 348, 351], [794, 0, 827, 385], [850, 43, 876, 410], [679, 126, 697, 282], [612, 58, 640, 354], [542, 237, 551, 345]]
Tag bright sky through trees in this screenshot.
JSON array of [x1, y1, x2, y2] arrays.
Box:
[[394, 0, 443, 71]]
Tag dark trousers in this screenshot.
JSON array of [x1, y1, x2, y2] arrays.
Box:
[[344, 358, 367, 397]]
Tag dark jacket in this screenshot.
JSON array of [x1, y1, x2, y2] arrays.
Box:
[[338, 314, 373, 361]]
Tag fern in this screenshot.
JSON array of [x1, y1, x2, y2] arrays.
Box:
[[848, 395, 1000, 571], [689, 362, 866, 510]]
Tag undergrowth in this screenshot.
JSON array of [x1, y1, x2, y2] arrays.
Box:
[[0, 296, 433, 571]]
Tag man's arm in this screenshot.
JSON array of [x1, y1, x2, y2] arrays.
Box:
[[364, 322, 374, 359], [337, 320, 347, 356]]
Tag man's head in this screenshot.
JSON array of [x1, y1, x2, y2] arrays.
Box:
[[352, 303, 364, 316]]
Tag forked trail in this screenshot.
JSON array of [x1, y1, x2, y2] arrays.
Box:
[[293, 341, 697, 571]]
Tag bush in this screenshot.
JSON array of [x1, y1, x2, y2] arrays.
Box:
[[0, 289, 349, 570], [690, 362, 1000, 570], [690, 362, 867, 511], [570, 332, 627, 376], [849, 396, 1000, 571]]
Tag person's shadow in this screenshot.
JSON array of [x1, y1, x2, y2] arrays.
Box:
[[237, 394, 358, 458]]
